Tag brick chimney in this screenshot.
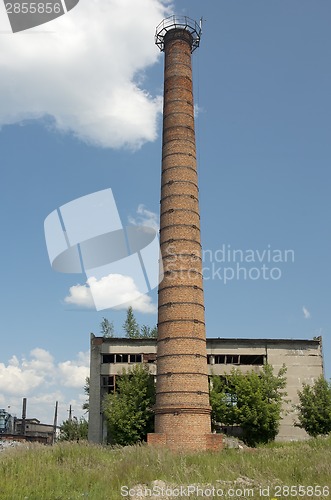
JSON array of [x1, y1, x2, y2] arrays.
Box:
[[148, 16, 223, 452]]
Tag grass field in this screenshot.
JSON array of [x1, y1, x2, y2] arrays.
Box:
[[0, 437, 330, 500]]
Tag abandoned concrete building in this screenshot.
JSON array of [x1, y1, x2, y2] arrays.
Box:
[[13, 418, 55, 444], [88, 335, 324, 444]]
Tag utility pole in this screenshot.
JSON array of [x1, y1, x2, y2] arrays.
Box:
[[52, 401, 58, 444]]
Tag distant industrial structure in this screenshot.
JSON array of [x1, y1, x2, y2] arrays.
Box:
[[88, 335, 324, 444], [0, 398, 57, 444], [0, 408, 14, 435]]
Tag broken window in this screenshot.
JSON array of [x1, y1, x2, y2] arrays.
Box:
[[239, 355, 265, 365], [102, 354, 115, 363], [215, 355, 226, 364], [143, 353, 157, 363], [226, 355, 239, 365], [208, 354, 265, 365], [116, 354, 129, 363], [207, 355, 226, 364], [102, 353, 131, 363], [101, 375, 115, 394], [130, 354, 142, 363]]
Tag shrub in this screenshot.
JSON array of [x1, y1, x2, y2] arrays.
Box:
[[210, 364, 287, 446], [296, 376, 331, 437], [102, 364, 155, 446]]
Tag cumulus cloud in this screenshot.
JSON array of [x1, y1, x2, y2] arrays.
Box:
[[59, 351, 90, 388], [0, 0, 171, 149], [0, 349, 89, 424], [63, 203, 160, 313], [0, 348, 59, 396], [65, 282, 95, 308], [65, 273, 156, 313], [0, 361, 43, 395], [128, 204, 159, 231], [26, 348, 55, 371], [0, 349, 89, 395], [302, 306, 311, 319]]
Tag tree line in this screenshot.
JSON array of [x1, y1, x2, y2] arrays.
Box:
[[64, 364, 331, 447], [100, 366, 331, 447], [100, 306, 157, 339]]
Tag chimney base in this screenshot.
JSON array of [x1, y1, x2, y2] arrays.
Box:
[[147, 432, 223, 452]]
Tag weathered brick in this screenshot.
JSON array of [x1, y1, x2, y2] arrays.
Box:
[[151, 23, 222, 452]]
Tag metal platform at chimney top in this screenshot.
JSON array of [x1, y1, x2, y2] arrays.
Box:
[[155, 16, 202, 53]]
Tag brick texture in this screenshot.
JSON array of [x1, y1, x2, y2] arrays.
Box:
[[150, 25, 222, 452]]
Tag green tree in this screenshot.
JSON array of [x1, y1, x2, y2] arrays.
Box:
[[210, 374, 238, 428], [123, 307, 157, 338], [140, 325, 157, 338], [59, 417, 88, 441], [296, 376, 331, 437], [100, 317, 114, 338], [102, 364, 155, 446], [210, 364, 287, 446], [82, 376, 89, 412], [123, 306, 140, 338]]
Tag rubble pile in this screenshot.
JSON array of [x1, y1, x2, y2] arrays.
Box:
[[0, 439, 24, 452]]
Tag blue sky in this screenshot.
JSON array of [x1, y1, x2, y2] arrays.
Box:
[[0, 0, 330, 424]]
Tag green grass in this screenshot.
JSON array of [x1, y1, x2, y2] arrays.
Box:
[[0, 437, 330, 499]]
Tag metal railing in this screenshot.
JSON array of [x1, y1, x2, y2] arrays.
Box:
[[155, 15, 202, 52]]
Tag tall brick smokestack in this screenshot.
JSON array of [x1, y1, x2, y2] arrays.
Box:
[[148, 16, 222, 452]]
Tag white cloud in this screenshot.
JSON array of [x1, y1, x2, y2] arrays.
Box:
[[0, 349, 90, 424], [0, 362, 43, 395], [302, 306, 311, 319], [128, 204, 159, 231], [0, 0, 171, 149], [65, 273, 156, 313], [64, 204, 159, 313], [59, 351, 90, 388], [65, 282, 95, 308], [26, 348, 55, 372], [0, 348, 57, 395]]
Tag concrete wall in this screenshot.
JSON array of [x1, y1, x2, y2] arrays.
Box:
[[88, 335, 103, 443], [88, 336, 157, 444], [266, 339, 323, 440]]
